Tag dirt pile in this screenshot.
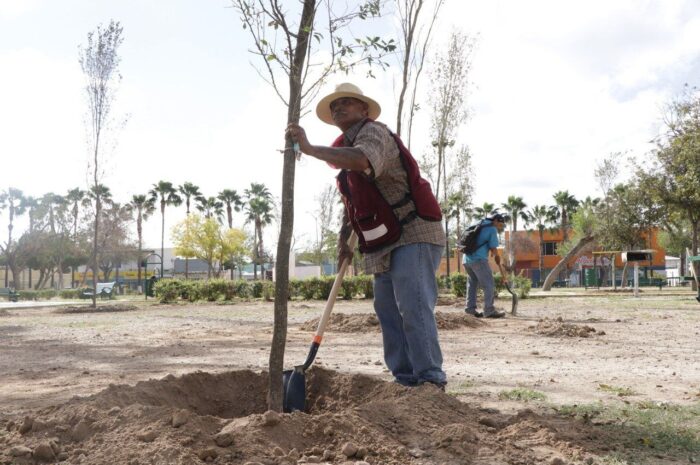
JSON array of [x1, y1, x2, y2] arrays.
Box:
[[0, 368, 606, 465], [300, 312, 484, 333], [532, 317, 603, 338], [54, 304, 138, 314]]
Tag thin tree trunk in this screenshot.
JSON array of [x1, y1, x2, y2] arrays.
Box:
[[268, 0, 314, 413], [542, 235, 595, 291]]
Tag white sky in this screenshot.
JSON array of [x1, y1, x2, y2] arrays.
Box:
[[1, 0, 699, 253]]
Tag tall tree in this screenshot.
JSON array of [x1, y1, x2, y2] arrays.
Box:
[[196, 196, 225, 223], [0, 188, 26, 288], [79, 19, 124, 306], [149, 181, 182, 276], [66, 188, 86, 287], [178, 182, 203, 280], [552, 190, 579, 243], [473, 202, 495, 219], [641, 86, 700, 287], [218, 189, 243, 279], [526, 204, 558, 279], [394, 0, 445, 148], [218, 189, 243, 229], [126, 194, 155, 290], [233, 0, 395, 411], [244, 183, 274, 280], [501, 195, 527, 269]]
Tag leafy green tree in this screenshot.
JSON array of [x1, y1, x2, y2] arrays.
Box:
[[149, 180, 182, 273], [126, 194, 156, 289], [177, 182, 203, 279], [640, 86, 700, 285], [172, 214, 248, 279]]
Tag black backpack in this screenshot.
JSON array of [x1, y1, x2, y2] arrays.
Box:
[[459, 221, 488, 254]]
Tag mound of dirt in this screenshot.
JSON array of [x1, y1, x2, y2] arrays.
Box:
[[0, 367, 604, 465], [54, 304, 138, 314], [532, 317, 603, 338], [300, 311, 484, 333]]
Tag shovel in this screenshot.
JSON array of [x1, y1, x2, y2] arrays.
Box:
[[283, 232, 358, 413], [497, 262, 519, 315]]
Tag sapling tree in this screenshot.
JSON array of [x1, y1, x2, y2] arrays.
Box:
[[232, 0, 396, 411], [78, 20, 124, 307]]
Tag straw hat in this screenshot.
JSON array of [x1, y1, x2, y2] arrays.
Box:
[[315, 82, 381, 125]]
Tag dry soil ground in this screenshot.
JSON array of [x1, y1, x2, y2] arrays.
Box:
[[0, 289, 699, 464]]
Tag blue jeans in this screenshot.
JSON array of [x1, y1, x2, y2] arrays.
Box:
[[464, 259, 495, 312], [373, 243, 446, 386]]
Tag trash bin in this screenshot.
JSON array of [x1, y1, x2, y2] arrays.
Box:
[[145, 276, 158, 297]]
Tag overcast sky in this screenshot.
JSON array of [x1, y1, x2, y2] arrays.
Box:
[[1, 0, 699, 253]]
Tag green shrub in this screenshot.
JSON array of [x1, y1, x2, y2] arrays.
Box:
[[17, 289, 58, 301], [341, 277, 356, 300], [316, 276, 335, 300], [154, 279, 181, 303], [355, 274, 373, 299], [262, 281, 274, 301], [437, 275, 452, 290], [288, 279, 303, 300], [451, 273, 467, 297], [251, 280, 265, 299], [177, 280, 200, 302], [231, 280, 250, 299], [513, 275, 532, 298], [60, 289, 82, 299]]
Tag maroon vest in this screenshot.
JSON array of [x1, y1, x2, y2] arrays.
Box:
[[333, 121, 442, 253]]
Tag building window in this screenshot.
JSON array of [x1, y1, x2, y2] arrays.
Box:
[[542, 241, 558, 256]]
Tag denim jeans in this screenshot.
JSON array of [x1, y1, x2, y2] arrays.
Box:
[[373, 243, 446, 386], [464, 259, 495, 312]]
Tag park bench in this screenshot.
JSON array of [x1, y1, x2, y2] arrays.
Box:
[[80, 282, 116, 300], [0, 287, 19, 302], [627, 277, 666, 290]]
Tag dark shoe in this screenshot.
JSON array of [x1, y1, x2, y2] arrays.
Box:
[[484, 311, 505, 319], [465, 309, 483, 318]]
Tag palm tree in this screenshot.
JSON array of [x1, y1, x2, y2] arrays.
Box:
[[178, 182, 203, 279], [126, 194, 155, 292], [218, 189, 243, 229], [473, 202, 495, 219], [244, 183, 275, 280], [65, 188, 86, 287], [445, 192, 470, 273], [149, 181, 182, 276], [196, 196, 225, 223], [0, 188, 26, 288], [552, 190, 579, 243], [501, 196, 528, 232], [80, 185, 113, 287], [526, 204, 558, 282], [218, 189, 243, 279]]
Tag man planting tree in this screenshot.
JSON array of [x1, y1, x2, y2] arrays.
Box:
[[286, 82, 447, 389]]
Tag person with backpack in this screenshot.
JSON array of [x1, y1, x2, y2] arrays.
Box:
[[286, 82, 447, 389], [462, 212, 508, 318]]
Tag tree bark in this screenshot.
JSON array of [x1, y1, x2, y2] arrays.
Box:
[[542, 235, 595, 291]]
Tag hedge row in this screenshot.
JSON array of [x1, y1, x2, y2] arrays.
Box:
[[450, 272, 532, 298], [153, 272, 532, 304], [12, 289, 83, 301], [153, 275, 376, 303]]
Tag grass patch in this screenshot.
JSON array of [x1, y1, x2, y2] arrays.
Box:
[[447, 380, 475, 395], [557, 401, 700, 457], [598, 384, 637, 397], [498, 388, 547, 402]]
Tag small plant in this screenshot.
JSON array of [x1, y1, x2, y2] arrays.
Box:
[[498, 388, 547, 402], [598, 384, 637, 397]]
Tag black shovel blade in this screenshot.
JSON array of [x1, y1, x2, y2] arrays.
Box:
[[282, 367, 306, 413], [504, 283, 519, 315]]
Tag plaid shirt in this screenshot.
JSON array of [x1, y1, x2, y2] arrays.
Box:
[[341, 119, 445, 274]]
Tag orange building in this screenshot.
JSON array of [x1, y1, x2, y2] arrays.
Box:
[[504, 228, 666, 286]]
